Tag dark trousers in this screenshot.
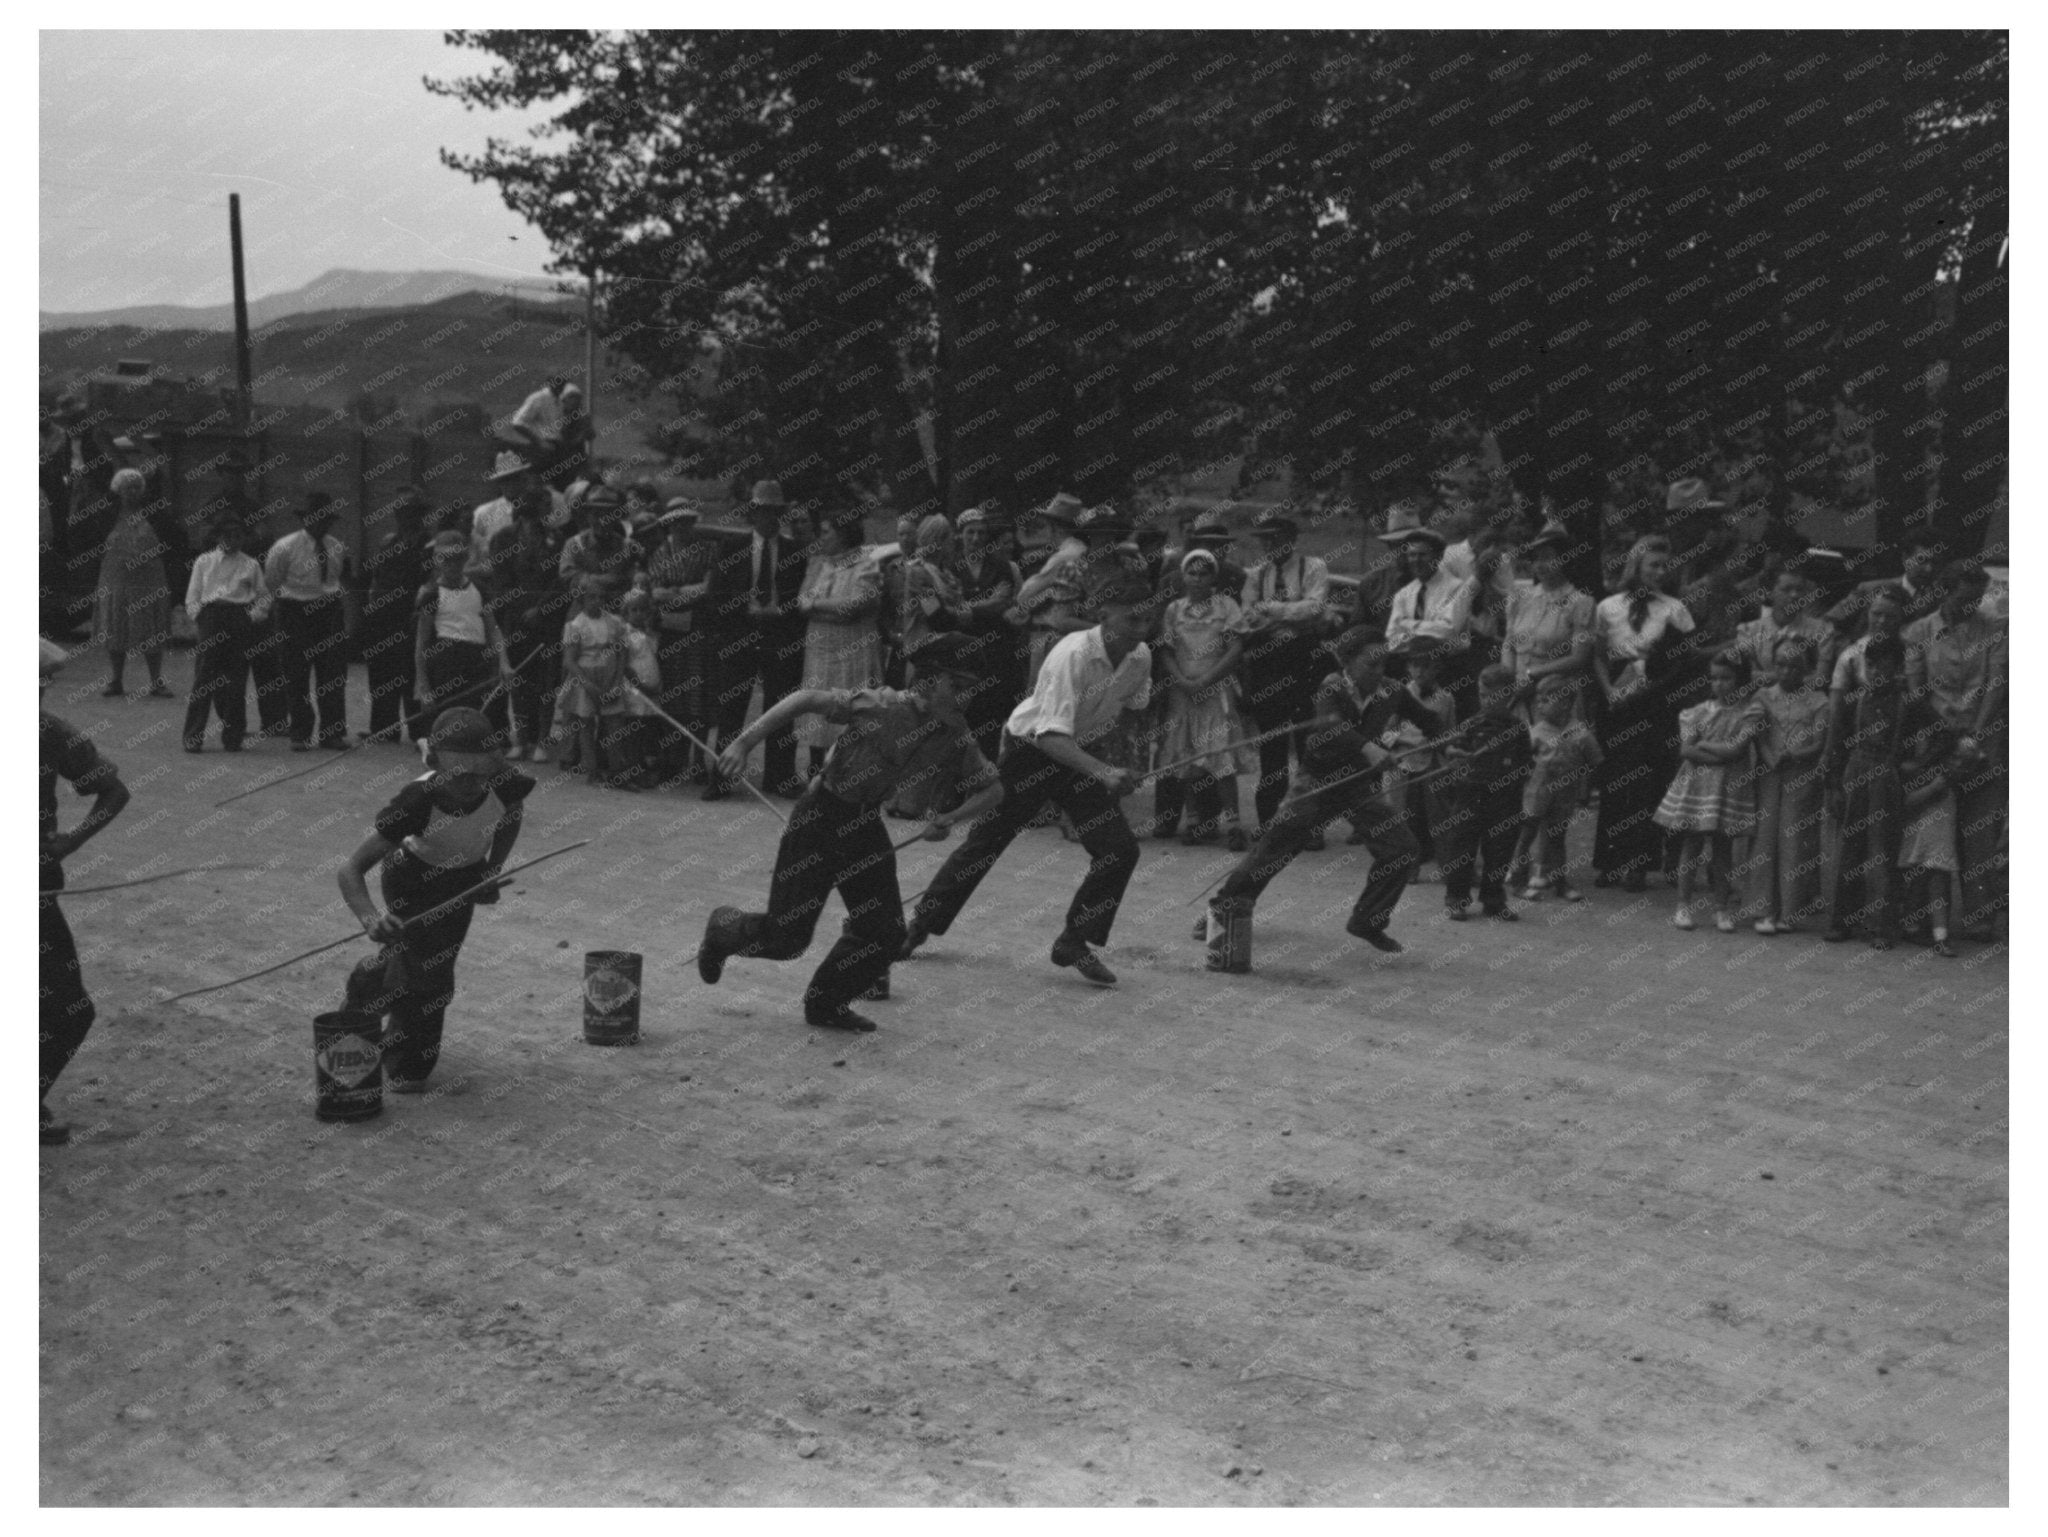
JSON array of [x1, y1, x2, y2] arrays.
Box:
[[727, 787, 905, 1013], [1439, 788, 1524, 912], [360, 591, 419, 740], [707, 623, 806, 793], [379, 861, 481, 1083], [421, 638, 510, 737], [1830, 756, 1905, 940], [1241, 637, 1318, 827], [40, 896, 96, 1100], [913, 736, 1139, 948], [1594, 687, 1676, 879], [1953, 760, 2007, 935], [183, 601, 253, 748], [246, 615, 292, 733], [276, 596, 349, 746], [654, 628, 707, 770], [1217, 784, 1418, 932]]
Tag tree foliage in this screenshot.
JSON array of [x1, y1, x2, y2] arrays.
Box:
[[432, 29, 2006, 563]]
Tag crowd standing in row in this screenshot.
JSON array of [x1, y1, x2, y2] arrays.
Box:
[[40, 438, 2009, 1123]]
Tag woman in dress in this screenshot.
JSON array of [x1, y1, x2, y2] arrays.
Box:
[[1591, 536, 1696, 890], [1499, 518, 1596, 721], [794, 509, 883, 777], [92, 468, 174, 697], [1157, 548, 1255, 849]]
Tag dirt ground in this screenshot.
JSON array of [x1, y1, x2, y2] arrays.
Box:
[[39, 654, 2008, 1506]]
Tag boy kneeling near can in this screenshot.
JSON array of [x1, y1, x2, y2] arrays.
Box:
[[337, 708, 532, 1091]]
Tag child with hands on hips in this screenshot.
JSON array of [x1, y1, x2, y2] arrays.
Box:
[[335, 707, 532, 1091]]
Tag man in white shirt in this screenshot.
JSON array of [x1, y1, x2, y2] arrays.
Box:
[[1386, 522, 1479, 710], [472, 452, 570, 573], [901, 581, 1155, 987], [182, 513, 271, 752], [264, 493, 356, 751], [511, 376, 566, 440], [1240, 513, 1333, 828]]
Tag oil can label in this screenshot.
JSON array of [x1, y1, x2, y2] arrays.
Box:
[[584, 967, 639, 1014], [317, 1034, 381, 1088]]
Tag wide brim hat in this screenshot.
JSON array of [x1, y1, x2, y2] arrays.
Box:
[[658, 498, 700, 527], [1519, 518, 1575, 557], [489, 450, 533, 482], [748, 479, 787, 508], [1077, 505, 1135, 536], [956, 507, 990, 529], [50, 393, 88, 424], [431, 530, 470, 556], [580, 484, 626, 512], [1396, 524, 1448, 552], [1251, 514, 1299, 541], [1665, 477, 1725, 513], [1036, 492, 1085, 527]]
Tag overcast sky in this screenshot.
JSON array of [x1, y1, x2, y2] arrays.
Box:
[[39, 31, 557, 313]]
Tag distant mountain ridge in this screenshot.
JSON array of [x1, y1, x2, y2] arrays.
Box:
[[39, 267, 579, 333]]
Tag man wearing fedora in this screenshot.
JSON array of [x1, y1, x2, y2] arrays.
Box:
[[1012, 492, 1092, 685], [1239, 510, 1335, 832], [702, 479, 812, 799], [1385, 515, 1479, 714], [264, 492, 357, 751], [471, 450, 569, 573]]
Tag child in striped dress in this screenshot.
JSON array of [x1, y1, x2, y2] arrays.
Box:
[[1654, 648, 1766, 932]]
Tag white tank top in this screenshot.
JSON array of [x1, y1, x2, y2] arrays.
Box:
[[435, 582, 486, 644]]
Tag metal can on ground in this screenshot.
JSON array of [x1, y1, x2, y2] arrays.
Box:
[[1205, 899, 1253, 974], [583, 950, 643, 1045], [313, 1009, 385, 1121]]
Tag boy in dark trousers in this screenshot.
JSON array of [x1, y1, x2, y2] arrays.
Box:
[[698, 633, 1003, 1033], [1203, 628, 1430, 958], [336, 708, 531, 1091], [1822, 636, 1952, 949], [1437, 664, 1534, 921], [181, 513, 270, 752], [40, 641, 131, 1144]]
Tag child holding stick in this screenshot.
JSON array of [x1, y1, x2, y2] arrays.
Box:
[[336, 708, 531, 1091]]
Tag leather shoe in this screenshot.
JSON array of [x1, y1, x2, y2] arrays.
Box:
[[1051, 935, 1117, 987], [698, 905, 744, 984], [806, 1004, 879, 1033], [898, 921, 930, 961], [1345, 914, 1403, 952]]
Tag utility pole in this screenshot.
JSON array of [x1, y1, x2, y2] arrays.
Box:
[[229, 194, 253, 432], [584, 263, 598, 444]]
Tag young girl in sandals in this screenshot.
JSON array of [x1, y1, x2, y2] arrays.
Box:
[[1654, 648, 1766, 931]]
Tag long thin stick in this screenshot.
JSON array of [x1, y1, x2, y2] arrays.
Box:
[[213, 643, 547, 807], [1183, 757, 1465, 907], [55, 862, 254, 897], [622, 680, 789, 823], [1137, 715, 1462, 787], [157, 840, 592, 1006]]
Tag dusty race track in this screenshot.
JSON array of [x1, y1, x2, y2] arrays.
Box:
[[39, 659, 2008, 1506]]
